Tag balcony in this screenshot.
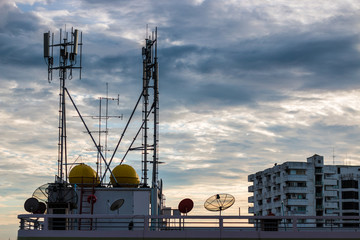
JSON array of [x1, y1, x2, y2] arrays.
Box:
[[323, 168, 336, 174], [342, 209, 360, 213], [248, 185, 254, 192], [287, 162, 307, 169], [324, 191, 337, 197], [324, 179, 337, 186], [324, 213, 339, 217], [315, 168, 323, 174], [248, 207, 254, 213], [286, 199, 308, 205], [284, 187, 307, 193], [342, 198, 360, 202], [248, 174, 255, 182], [342, 187, 359, 192], [325, 209, 337, 214], [324, 202, 338, 209], [292, 210, 307, 215], [325, 185, 339, 190], [248, 196, 254, 203], [283, 175, 308, 181]]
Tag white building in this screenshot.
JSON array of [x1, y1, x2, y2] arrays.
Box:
[[248, 154, 360, 227]]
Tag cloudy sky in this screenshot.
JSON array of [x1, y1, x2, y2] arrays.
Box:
[[1, 0, 360, 239]]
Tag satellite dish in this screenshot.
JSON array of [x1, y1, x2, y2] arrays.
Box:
[[24, 197, 40, 213], [33, 202, 47, 214], [110, 199, 125, 211], [32, 183, 50, 203], [47, 183, 78, 205], [204, 193, 235, 215], [178, 198, 194, 214]]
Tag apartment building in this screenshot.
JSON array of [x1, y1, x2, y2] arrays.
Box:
[[248, 154, 360, 227]]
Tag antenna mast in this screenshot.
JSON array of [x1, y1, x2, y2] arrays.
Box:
[[44, 27, 82, 183], [141, 27, 159, 188], [142, 27, 160, 216], [90, 84, 122, 182]]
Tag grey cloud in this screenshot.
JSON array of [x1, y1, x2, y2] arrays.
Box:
[[2, 2, 360, 231]]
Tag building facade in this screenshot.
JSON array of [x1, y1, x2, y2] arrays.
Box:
[[248, 154, 360, 227]]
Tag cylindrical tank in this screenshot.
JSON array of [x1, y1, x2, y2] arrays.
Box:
[[69, 163, 99, 186], [110, 164, 140, 187]]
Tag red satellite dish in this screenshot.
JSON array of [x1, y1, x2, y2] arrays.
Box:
[[178, 198, 194, 214]]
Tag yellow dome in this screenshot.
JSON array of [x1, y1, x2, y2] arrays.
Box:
[[110, 164, 140, 187], [69, 163, 99, 186]]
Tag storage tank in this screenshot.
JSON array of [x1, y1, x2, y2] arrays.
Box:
[[110, 164, 140, 187], [69, 163, 99, 186]]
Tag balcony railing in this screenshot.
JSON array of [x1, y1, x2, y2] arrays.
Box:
[[324, 179, 337, 186], [324, 202, 338, 209], [284, 187, 307, 193], [286, 199, 308, 205], [284, 175, 307, 181], [324, 191, 338, 197]]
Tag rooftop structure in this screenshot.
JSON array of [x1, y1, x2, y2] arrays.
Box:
[[248, 154, 360, 227]]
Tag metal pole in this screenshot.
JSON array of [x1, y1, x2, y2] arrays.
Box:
[[152, 27, 159, 189], [143, 53, 148, 187]]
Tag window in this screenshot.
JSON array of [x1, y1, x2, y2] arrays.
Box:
[[342, 191, 359, 199], [296, 170, 306, 175], [342, 180, 358, 189], [342, 202, 359, 210], [287, 181, 307, 187]]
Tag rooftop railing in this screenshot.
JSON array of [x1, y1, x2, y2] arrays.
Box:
[[18, 214, 360, 233]]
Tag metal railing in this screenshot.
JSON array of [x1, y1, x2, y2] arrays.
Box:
[[18, 214, 360, 233]]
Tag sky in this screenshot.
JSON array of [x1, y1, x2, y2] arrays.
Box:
[[1, 0, 360, 239]]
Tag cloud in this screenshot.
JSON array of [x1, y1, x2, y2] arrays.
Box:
[[1, 1, 360, 238]]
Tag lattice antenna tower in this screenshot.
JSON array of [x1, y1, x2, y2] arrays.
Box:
[[144, 27, 159, 218], [141, 27, 159, 188], [43, 27, 83, 183]]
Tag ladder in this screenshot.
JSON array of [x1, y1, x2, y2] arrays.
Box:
[[78, 180, 96, 230]]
